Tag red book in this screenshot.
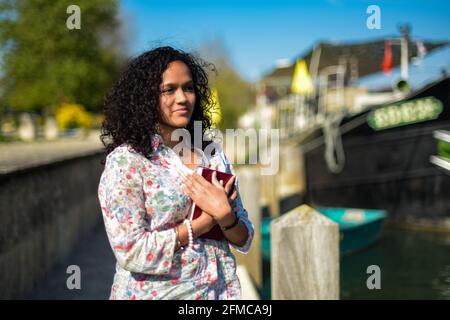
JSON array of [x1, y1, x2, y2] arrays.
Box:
[[187, 166, 234, 241]]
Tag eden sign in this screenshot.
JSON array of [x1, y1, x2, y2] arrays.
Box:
[[368, 97, 443, 131]]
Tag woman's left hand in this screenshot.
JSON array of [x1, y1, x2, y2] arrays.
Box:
[[182, 171, 234, 224]]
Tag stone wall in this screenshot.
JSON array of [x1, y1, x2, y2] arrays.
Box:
[[0, 151, 105, 299]]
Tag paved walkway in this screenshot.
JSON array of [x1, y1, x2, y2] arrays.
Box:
[[29, 222, 259, 300], [29, 224, 116, 300], [0, 130, 103, 174]]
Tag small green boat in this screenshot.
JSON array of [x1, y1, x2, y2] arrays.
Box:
[[316, 207, 387, 255], [261, 207, 387, 260]]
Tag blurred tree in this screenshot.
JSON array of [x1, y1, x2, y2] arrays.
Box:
[[198, 38, 255, 129], [0, 0, 125, 115]]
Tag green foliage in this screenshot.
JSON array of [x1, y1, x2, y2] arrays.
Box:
[[212, 66, 255, 130], [0, 0, 125, 115]]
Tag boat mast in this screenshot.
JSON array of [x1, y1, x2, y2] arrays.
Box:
[[399, 24, 411, 81]]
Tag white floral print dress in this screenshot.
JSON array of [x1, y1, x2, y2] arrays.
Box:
[[97, 134, 254, 300]]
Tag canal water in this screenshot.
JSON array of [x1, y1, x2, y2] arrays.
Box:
[[341, 226, 450, 299], [261, 226, 450, 299]]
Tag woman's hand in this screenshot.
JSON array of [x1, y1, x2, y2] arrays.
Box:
[[195, 211, 217, 234], [182, 171, 234, 224], [224, 177, 238, 206], [208, 164, 238, 206]]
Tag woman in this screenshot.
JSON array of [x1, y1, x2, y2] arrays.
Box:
[[98, 46, 254, 300]]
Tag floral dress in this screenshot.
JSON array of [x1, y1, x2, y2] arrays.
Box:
[[97, 134, 254, 300]]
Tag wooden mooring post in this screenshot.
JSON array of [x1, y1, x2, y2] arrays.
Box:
[[233, 166, 262, 289], [271, 204, 340, 299]]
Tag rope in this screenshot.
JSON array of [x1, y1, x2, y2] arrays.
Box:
[[323, 113, 346, 174]]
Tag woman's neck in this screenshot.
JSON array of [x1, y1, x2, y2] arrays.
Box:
[[158, 125, 181, 149]]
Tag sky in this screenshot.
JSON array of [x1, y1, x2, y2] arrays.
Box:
[[120, 0, 450, 82]]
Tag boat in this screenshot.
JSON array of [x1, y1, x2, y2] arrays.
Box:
[[256, 30, 450, 230], [302, 77, 450, 230], [316, 207, 386, 254], [261, 207, 387, 260]]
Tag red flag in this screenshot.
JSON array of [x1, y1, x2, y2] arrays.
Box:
[[381, 41, 392, 75]]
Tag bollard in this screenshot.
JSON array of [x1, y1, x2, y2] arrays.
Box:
[[233, 166, 262, 289], [271, 204, 339, 299]]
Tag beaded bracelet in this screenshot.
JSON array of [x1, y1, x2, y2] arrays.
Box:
[[183, 219, 193, 248]]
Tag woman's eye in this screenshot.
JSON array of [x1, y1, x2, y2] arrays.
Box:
[[184, 86, 194, 92], [162, 88, 175, 94]]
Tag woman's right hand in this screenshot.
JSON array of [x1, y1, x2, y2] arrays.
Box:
[[177, 212, 216, 249], [210, 164, 237, 206]]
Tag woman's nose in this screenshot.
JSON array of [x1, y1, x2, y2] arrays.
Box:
[[175, 88, 188, 103]]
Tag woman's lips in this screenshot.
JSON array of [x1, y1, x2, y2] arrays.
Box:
[[173, 108, 188, 114]]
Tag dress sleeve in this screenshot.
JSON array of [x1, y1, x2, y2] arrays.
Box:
[[98, 149, 176, 275], [215, 147, 254, 254]]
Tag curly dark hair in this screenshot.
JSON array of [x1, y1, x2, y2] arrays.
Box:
[[100, 46, 216, 165]]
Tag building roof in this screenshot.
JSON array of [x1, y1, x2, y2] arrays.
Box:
[[262, 37, 449, 83]]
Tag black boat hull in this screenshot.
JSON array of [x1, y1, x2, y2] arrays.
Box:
[[304, 78, 450, 229]]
